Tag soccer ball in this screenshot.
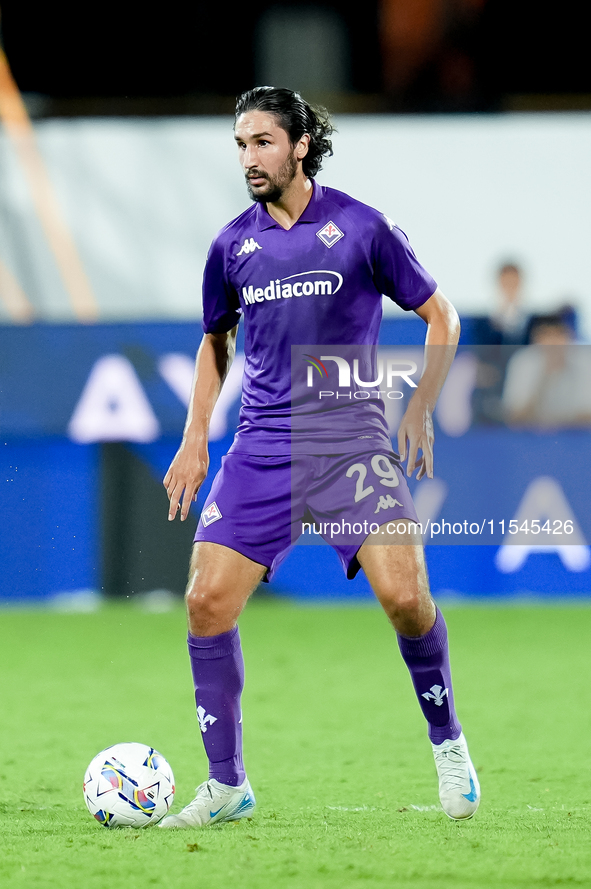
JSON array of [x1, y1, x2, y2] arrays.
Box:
[[83, 742, 175, 828]]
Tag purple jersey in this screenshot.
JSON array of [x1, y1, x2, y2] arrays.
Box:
[[202, 183, 436, 455]]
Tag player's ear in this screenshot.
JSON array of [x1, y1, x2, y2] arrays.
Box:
[[295, 133, 310, 160]]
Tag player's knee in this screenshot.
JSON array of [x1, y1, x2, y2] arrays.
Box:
[[383, 589, 424, 622], [185, 577, 228, 628]]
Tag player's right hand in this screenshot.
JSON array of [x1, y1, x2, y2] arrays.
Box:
[[163, 442, 209, 522]]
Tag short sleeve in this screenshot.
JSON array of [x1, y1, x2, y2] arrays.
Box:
[[371, 216, 437, 311], [202, 236, 242, 333]]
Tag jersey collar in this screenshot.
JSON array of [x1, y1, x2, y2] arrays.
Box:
[[255, 180, 323, 230]]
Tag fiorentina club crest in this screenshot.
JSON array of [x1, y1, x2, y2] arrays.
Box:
[[201, 501, 222, 526], [316, 220, 344, 248], [421, 684, 449, 707]]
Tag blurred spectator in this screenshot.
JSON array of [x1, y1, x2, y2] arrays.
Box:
[[502, 313, 591, 428], [473, 261, 530, 347], [470, 261, 530, 425], [525, 301, 582, 343]]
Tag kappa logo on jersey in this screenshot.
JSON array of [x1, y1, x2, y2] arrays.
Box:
[[201, 501, 222, 526], [241, 270, 343, 306], [316, 220, 344, 248], [197, 705, 218, 733], [236, 237, 262, 256], [421, 685, 449, 707], [374, 494, 403, 514]]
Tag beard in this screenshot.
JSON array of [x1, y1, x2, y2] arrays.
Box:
[[246, 151, 299, 203]]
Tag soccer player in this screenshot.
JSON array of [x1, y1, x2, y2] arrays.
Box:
[[159, 87, 480, 828]]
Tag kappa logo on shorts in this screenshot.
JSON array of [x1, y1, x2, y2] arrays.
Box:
[[374, 494, 403, 514], [316, 221, 344, 248], [201, 501, 223, 526]]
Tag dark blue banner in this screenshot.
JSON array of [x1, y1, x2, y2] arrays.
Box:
[[1, 320, 590, 601]]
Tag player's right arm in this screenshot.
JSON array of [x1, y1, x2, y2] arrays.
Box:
[[163, 325, 238, 521]]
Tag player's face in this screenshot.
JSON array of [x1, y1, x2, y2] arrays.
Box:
[[234, 111, 305, 203]]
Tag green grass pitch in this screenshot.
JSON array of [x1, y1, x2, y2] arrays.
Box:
[[1, 599, 590, 889]]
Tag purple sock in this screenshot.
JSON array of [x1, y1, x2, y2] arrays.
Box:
[[187, 627, 245, 787], [397, 608, 462, 745]]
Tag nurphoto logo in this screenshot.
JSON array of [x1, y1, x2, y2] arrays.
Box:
[[301, 350, 419, 401]]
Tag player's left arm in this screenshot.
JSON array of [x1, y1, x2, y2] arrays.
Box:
[[398, 288, 460, 479]]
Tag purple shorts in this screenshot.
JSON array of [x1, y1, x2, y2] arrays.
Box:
[[194, 451, 419, 582]]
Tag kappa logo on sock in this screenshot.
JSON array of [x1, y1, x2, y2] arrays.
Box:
[[201, 501, 222, 526], [421, 684, 449, 707], [197, 705, 218, 733]]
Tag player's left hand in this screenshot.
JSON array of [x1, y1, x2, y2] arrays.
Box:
[[397, 396, 434, 480]]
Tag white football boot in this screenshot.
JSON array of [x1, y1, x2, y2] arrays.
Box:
[[432, 732, 480, 820], [159, 777, 255, 829]]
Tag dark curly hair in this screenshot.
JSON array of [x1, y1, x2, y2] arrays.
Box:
[[235, 86, 334, 178]]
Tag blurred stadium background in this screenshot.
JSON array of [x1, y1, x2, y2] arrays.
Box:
[[1, 0, 591, 607]]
